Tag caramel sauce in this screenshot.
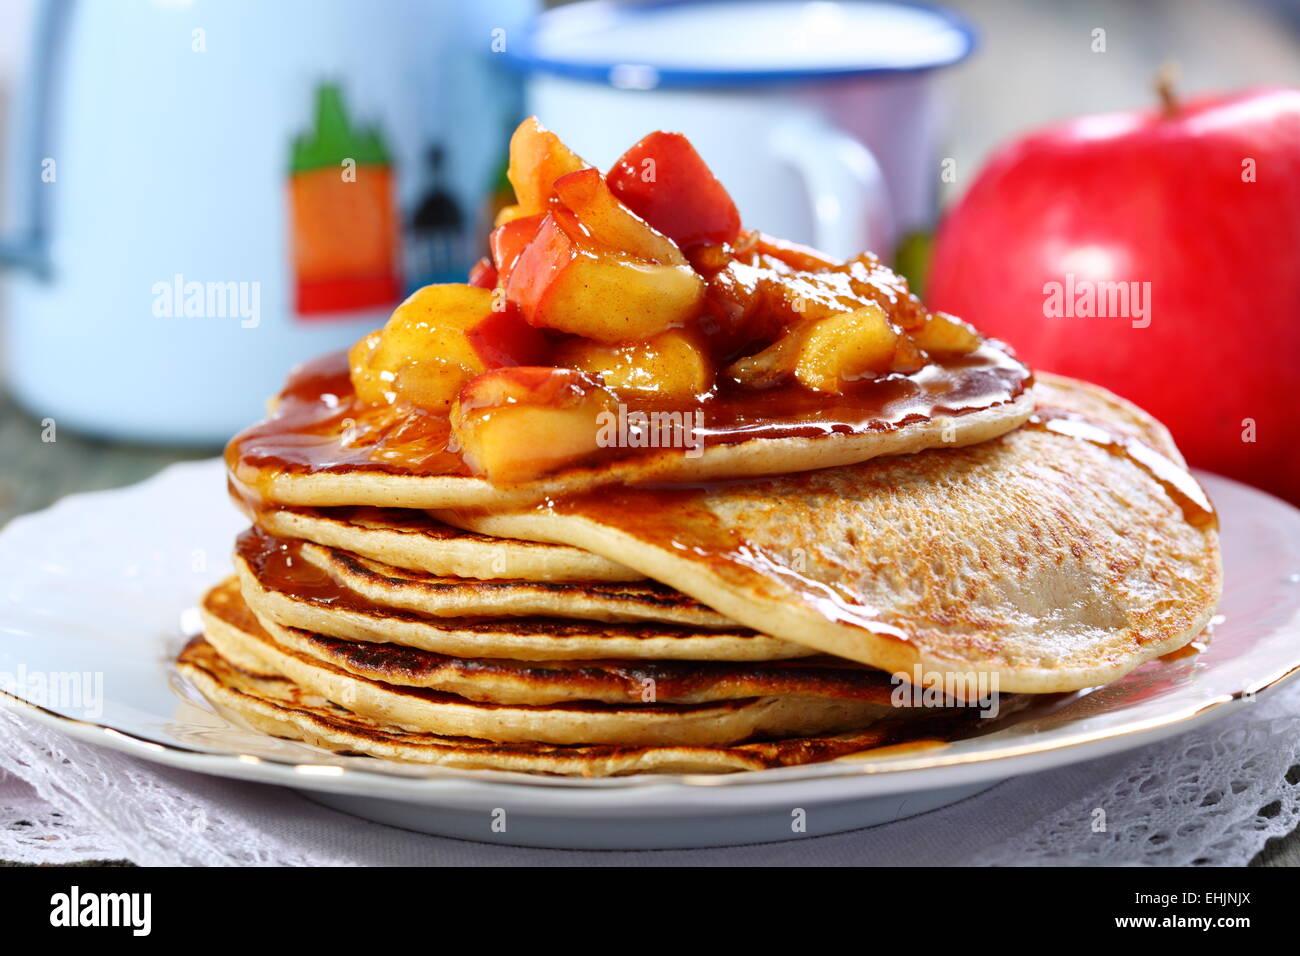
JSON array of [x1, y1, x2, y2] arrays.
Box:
[[226, 351, 468, 485], [226, 342, 1031, 488], [1158, 615, 1220, 663], [457, 401, 1214, 650], [521, 483, 913, 644], [1026, 411, 1217, 531], [1159, 640, 1207, 663], [236, 526, 376, 613]]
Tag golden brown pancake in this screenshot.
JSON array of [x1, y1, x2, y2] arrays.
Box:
[[438, 375, 1221, 693], [233, 526, 725, 627], [291, 536, 731, 626], [229, 348, 1034, 511], [199, 582, 888, 746], [236, 561, 814, 662], [203, 578, 901, 707], [252, 505, 640, 582], [177, 637, 1002, 776]]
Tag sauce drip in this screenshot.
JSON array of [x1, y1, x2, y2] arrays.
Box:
[[1159, 640, 1207, 663], [227, 352, 467, 486], [527, 484, 912, 644], [1026, 411, 1217, 531], [499, 403, 1216, 646], [226, 343, 1031, 486], [236, 526, 376, 613]]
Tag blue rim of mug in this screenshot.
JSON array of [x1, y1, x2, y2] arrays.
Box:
[[502, 0, 978, 89]]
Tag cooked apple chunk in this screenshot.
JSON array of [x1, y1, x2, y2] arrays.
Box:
[[794, 304, 901, 392], [552, 168, 687, 266], [350, 285, 493, 409], [497, 117, 589, 224], [489, 213, 544, 288], [451, 367, 619, 483], [506, 212, 704, 343], [555, 329, 713, 400], [607, 131, 741, 249], [890, 333, 929, 374], [912, 311, 981, 356], [724, 324, 812, 390], [349, 284, 545, 411]]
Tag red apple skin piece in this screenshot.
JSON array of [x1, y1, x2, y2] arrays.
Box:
[[504, 214, 572, 326], [928, 87, 1300, 503], [490, 214, 544, 288], [552, 167, 687, 266], [505, 213, 704, 343], [468, 256, 497, 290], [607, 131, 742, 249], [465, 302, 550, 368]]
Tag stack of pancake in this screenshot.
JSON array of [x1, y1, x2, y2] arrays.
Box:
[[180, 115, 1223, 778], [180, 374, 1222, 776], [187, 513, 998, 775]]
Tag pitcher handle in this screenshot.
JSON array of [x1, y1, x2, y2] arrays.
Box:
[[0, 0, 73, 277], [768, 110, 894, 261]]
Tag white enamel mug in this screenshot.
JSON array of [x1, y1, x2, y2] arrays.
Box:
[[509, 0, 975, 261]]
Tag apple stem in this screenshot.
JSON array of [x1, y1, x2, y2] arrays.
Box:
[[1156, 62, 1181, 117]]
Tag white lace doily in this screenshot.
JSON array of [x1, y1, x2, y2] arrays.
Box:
[[2, 677, 1297, 866]]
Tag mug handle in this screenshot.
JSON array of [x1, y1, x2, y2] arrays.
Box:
[[768, 111, 894, 261]]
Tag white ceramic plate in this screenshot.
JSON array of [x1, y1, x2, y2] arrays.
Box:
[[1, 461, 1298, 849]]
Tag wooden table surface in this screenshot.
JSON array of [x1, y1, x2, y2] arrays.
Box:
[[2, 0, 1297, 867]]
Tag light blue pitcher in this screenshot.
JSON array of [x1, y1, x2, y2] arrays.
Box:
[[2, 0, 531, 444]]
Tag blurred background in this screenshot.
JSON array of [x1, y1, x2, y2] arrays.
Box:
[[1, 0, 1298, 521]]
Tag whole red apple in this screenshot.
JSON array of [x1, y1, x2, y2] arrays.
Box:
[[928, 87, 1300, 504]]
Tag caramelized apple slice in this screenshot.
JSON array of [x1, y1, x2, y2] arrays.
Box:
[[837, 252, 929, 332], [794, 304, 900, 392], [350, 285, 492, 409], [465, 303, 549, 368], [555, 329, 713, 400], [912, 311, 981, 356], [706, 244, 931, 357], [349, 284, 544, 411], [489, 214, 544, 288], [552, 168, 686, 266], [890, 333, 929, 374], [467, 256, 497, 289], [754, 233, 839, 271], [348, 330, 391, 403], [494, 204, 535, 228], [451, 367, 618, 483], [724, 322, 813, 390], [505, 213, 704, 343], [607, 131, 741, 248], [500, 117, 589, 221]]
